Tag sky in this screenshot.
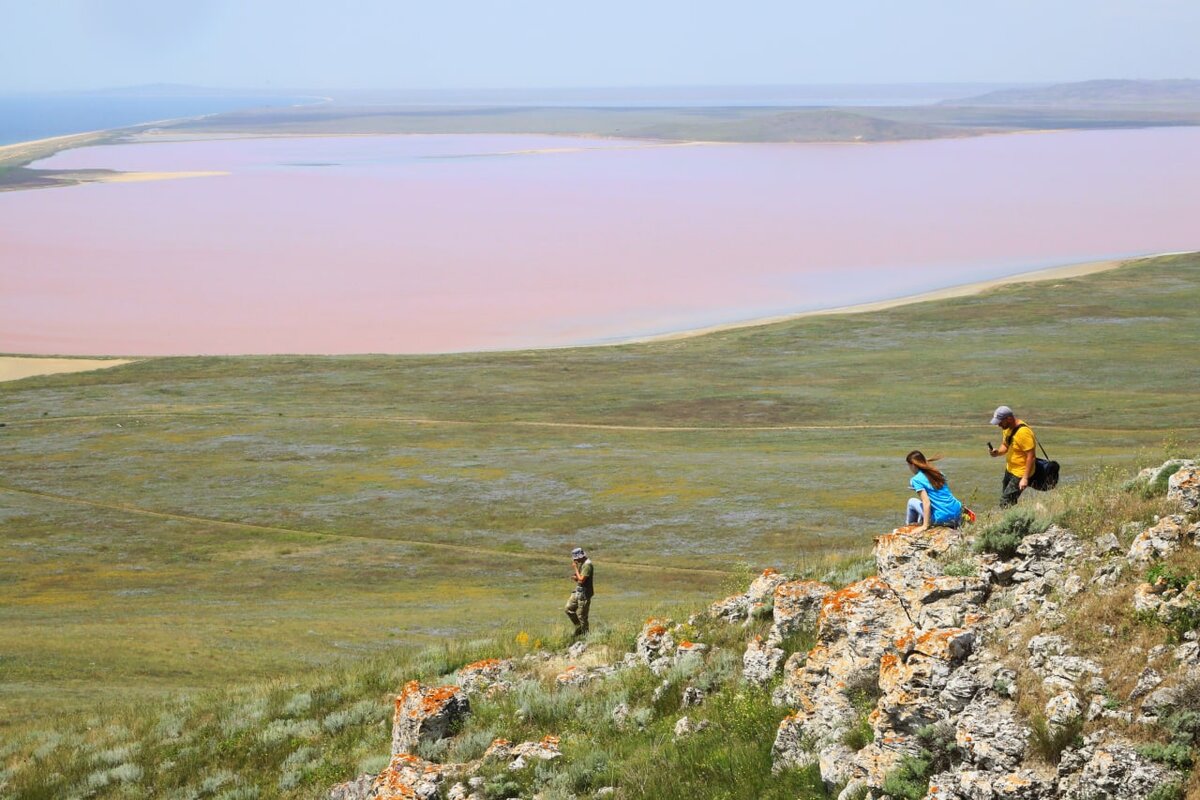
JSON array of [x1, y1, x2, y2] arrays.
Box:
[[2, 0, 1198, 92]]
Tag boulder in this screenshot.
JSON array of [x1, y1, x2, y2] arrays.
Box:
[[1168, 465, 1200, 513], [1127, 515, 1191, 562], [456, 658, 512, 694], [925, 768, 1056, 799], [329, 774, 374, 800], [773, 577, 908, 759], [368, 753, 457, 800], [955, 694, 1028, 771], [743, 636, 785, 686], [1058, 735, 1179, 800], [768, 580, 831, 644], [391, 681, 470, 757], [875, 525, 960, 595], [635, 618, 676, 669], [673, 715, 709, 739]]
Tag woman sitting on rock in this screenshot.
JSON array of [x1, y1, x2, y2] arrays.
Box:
[[905, 450, 972, 531]]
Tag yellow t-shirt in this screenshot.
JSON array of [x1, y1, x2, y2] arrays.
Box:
[[1004, 421, 1037, 477]]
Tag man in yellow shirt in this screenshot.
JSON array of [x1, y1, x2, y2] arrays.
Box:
[[988, 405, 1037, 507]]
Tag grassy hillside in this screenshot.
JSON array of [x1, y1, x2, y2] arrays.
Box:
[[164, 104, 970, 143], [1, 456, 1193, 799], [1, 254, 1199, 731], [948, 78, 1200, 108]]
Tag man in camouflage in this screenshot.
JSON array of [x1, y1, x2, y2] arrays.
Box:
[[565, 547, 594, 636]]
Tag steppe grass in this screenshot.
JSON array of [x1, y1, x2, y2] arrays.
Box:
[[1, 253, 1198, 731]]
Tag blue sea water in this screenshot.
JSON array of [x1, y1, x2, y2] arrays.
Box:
[[0, 93, 312, 146]]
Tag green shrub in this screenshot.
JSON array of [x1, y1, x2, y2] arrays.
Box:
[[942, 559, 977, 577], [1028, 714, 1083, 764], [974, 508, 1051, 558], [1146, 563, 1195, 593], [1136, 741, 1193, 770], [1146, 782, 1185, 800], [880, 754, 932, 800], [1138, 463, 1186, 499]]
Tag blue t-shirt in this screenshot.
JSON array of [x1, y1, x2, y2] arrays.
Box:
[[909, 471, 963, 524]]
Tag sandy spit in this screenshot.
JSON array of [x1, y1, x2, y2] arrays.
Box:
[[0, 357, 137, 383]]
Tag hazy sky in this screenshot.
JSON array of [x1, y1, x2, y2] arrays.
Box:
[[3, 0, 1198, 92]]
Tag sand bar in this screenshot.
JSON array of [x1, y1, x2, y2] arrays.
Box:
[[0, 357, 137, 383], [613, 252, 1194, 346]]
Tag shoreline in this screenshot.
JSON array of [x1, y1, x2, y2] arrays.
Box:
[[3, 252, 1193, 362], [600, 252, 1194, 347], [0, 357, 138, 383]]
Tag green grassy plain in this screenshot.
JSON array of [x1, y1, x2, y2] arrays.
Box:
[[2, 253, 1199, 732]]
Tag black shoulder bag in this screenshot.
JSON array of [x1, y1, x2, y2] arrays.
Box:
[[1006, 423, 1060, 491]]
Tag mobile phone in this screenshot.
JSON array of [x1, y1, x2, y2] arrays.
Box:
[[987, 442, 994, 452]]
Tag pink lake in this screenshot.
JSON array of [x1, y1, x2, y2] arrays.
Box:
[[3, 129, 1199, 355]]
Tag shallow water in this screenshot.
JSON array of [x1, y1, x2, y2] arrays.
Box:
[[2, 129, 1199, 355]]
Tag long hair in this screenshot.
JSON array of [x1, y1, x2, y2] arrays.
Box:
[[906, 449, 946, 490]]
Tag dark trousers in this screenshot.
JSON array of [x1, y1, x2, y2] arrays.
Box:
[[1000, 471, 1025, 508]]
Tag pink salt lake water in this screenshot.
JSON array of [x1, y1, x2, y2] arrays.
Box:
[[3, 128, 1199, 355]]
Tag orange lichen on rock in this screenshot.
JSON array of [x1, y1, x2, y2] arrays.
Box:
[[461, 658, 503, 672]]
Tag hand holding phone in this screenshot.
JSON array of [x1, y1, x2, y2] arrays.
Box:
[[987, 441, 995, 456]]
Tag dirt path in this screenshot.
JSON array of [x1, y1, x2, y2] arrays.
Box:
[[0, 482, 733, 578]]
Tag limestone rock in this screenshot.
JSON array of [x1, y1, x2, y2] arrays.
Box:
[[773, 576, 910, 780], [771, 712, 815, 772], [1058, 735, 1179, 799], [681, 686, 705, 707], [635, 618, 676, 670], [369, 753, 457, 800], [1044, 690, 1082, 728], [555, 664, 596, 686], [768, 580, 831, 644], [708, 593, 750, 621], [1127, 667, 1163, 702], [955, 694, 1028, 771], [391, 682, 470, 757], [456, 658, 512, 694], [674, 640, 708, 662], [747, 567, 790, 605], [925, 768, 1056, 799], [1093, 532, 1122, 556], [1168, 465, 1200, 512], [673, 715, 709, 739], [1127, 515, 1191, 562], [743, 636, 784, 686], [329, 774, 374, 800], [610, 702, 630, 728]]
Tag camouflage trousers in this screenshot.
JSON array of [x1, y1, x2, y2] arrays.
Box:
[[564, 591, 591, 635]]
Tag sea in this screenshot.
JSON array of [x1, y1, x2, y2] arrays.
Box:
[[0, 93, 314, 146]]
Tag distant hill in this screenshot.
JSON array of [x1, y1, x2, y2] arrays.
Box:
[[627, 108, 959, 142], [946, 78, 1200, 108]]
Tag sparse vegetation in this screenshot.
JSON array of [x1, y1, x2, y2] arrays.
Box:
[[973, 508, 1051, 558], [1028, 713, 1084, 765]]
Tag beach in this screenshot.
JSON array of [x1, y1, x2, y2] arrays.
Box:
[[0, 356, 136, 383]]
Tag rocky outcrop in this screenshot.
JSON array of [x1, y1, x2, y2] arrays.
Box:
[[456, 658, 512, 694], [1057, 735, 1179, 800], [768, 580, 832, 644], [1168, 465, 1200, 512], [772, 575, 909, 750], [1127, 515, 1195, 562], [392, 682, 471, 756], [635, 617, 676, 671], [329, 458, 1199, 800], [709, 568, 789, 621], [743, 635, 785, 686]]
